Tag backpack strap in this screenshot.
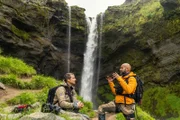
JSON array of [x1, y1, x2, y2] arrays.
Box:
[[54, 85, 74, 105], [64, 86, 73, 102]]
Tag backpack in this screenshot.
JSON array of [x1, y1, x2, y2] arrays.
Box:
[[115, 76, 144, 105], [132, 76, 144, 105], [41, 85, 73, 114], [46, 85, 61, 104], [46, 85, 73, 104]]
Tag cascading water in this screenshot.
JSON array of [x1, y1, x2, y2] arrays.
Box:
[[96, 13, 104, 88], [67, 6, 71, 72], [80, 17, 98, 102]]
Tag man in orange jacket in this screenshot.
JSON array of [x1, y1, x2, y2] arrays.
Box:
[[98, 63, 137, 120]]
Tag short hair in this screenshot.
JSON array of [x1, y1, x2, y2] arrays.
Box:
[[64, 73, 74, 82]]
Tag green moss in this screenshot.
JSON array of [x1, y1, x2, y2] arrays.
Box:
[[142, 87, 180, 119], [0, 16, 6, 24], [11, 25, 30, 40]]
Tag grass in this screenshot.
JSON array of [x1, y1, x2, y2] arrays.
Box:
[[30, 75, 59, 89], [0, 55, 36, 76], [7, 92, 37, 105], [0, 74, 60, 89]]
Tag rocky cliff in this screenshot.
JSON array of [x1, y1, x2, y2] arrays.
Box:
[[99, 0, 180, 86], [95, 0, 180, 118], [0, 0, 86, 80]]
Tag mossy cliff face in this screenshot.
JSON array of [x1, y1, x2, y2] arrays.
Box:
[[97, 0, 180, 116], [0, 0, 86, 79], [99, 0, 180, 85]]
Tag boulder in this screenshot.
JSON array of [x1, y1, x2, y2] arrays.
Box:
[[0, 82, 5, 90], [20, 112, 65, 120]]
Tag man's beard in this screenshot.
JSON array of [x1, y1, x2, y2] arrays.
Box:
[[120, 71, 127, 76]]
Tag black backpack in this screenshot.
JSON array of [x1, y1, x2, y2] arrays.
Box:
[[46, 85, 73, 104], [115, 76, 144, 105], [46, 85, 61, 104], [132, 76, 144, 104], [41, 85, 73, 114]]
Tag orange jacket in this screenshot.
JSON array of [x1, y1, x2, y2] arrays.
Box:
[[108, 72, 137, 104]]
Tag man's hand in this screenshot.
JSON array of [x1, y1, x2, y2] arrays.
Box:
[[106, 76, 114, 82], [77, 101, 84, 108], [112, 72, 120, 79]]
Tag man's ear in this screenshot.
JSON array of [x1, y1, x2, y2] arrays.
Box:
[[67, 79, 70, 82]]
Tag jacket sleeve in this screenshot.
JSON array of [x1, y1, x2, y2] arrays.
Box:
[[108, 81, 116, 95], [55, 87, 74, 109], [116, 76, 137, 94]]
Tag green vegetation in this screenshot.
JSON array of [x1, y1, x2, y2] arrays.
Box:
[[116, 106, 155, 120], [7, 92, 37, 105], [11, 25, 30, 40], [142, 86, 180, 119], [97, 85, 114, 105], [0, 55, 36, 76], [30, 75, 58, 89], [77, 96, 96, 118], [0, 74, 60, 89], [0, 74, 31, 89]]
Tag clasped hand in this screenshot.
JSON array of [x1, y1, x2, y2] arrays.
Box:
[[77, 101, 84, 108], [106, 72, 120, 82]]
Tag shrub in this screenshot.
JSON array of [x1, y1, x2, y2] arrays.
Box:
[[0, 74, 31, 89], [30, 75, 58, 89], [77, 96, 95, 118], [36, 87, 49, 103], [0, 55, 36, 76], [7, 92, 37, 105]]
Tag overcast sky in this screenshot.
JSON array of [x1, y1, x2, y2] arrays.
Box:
[[65, 0, 126, 17]]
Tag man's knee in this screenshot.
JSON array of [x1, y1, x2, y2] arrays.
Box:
[[98, 105, 104, 113]]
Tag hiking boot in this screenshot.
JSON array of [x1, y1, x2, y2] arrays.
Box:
[[98, 113, 105, 120]]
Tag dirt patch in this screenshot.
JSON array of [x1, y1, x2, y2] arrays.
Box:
[[0, 86, 41, 103]]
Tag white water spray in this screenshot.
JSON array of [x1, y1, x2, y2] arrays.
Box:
[[67, 6, 71, 72], [80, 17, 98, 102]]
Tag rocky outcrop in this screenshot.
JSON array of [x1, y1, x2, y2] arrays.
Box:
[[98, 0, 180, 85], [0, 0, 86, 80]]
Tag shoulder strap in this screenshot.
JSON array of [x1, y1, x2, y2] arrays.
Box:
[[59, 85, 73, 102], [65, 86, 73, 102]]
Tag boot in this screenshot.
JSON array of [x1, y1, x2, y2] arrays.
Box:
[[98, 113, 105, 120]]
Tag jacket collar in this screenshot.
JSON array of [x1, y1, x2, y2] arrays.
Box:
[[123, 72, 136, 79]]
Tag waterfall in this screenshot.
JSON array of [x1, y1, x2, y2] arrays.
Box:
[[67, 6, 71, 72], [96, 13, 104, 88], [80, 16, 98, 102]]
